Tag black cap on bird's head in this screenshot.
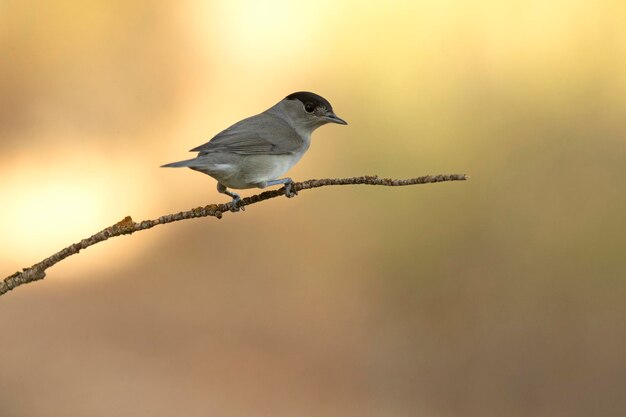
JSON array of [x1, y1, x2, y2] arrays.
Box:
[[286, 91, 334, 112], [285, 91, 347, 125]]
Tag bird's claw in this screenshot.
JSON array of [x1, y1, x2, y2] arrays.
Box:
[[284, 182, 298, 198], [229, 195, 244, 212]]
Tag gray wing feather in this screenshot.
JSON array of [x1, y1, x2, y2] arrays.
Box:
[[190, 113, 303, 156]]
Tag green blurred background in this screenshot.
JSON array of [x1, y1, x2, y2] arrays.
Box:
[[1, 1, 625, 416]]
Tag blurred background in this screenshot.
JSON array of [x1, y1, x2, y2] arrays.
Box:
[[1, 1, 625, 416]]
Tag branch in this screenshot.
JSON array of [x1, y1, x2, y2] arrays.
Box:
[[1, 174, 467, 296]]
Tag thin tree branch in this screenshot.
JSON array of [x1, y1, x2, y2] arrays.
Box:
[[1, 174, 467, 296]]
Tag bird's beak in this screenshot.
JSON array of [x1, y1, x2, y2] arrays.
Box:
[[324, 112, 348, 125]]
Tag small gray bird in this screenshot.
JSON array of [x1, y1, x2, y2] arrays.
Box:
[[162, 91, 347, 209]]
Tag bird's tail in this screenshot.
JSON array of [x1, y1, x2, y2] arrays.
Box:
[[161, 158, 197, 168]]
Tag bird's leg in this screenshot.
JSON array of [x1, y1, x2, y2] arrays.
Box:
[[217, 183, 244, 211], [260, 178, 297, 198]]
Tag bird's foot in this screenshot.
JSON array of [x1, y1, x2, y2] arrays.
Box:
[[284, 180, 298, 198], [217, 183, 244, 212], [259, 178, 297, 198], [228, 193, 244, 212]]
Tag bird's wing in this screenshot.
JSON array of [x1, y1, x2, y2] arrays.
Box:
[[190, 113, 304, 156]]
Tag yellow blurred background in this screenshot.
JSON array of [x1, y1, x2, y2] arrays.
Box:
[[1, 1, 625, 416]]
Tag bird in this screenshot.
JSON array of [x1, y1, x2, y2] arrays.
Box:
[[162, 91, 347, 210]]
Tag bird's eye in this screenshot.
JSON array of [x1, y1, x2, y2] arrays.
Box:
[[304, 103, 315, 113]]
